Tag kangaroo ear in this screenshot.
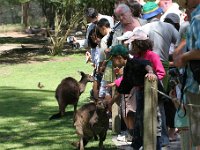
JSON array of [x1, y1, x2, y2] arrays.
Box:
[[78, 71, 85, 76]]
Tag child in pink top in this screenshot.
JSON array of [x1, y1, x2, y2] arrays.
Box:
[[124, 29, 165, 149]]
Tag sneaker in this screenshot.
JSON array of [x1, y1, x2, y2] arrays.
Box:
[[139, 146, 143, 150], [117, 134, 126, 142], [117, 131, 128, 142], [125, 134, 133, 142]]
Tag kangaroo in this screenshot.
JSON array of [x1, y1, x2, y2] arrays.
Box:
[[49, 71, 94, 120], [73, 99, 109, 150]]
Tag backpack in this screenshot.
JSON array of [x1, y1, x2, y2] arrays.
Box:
[[107, 22, 121, 47]]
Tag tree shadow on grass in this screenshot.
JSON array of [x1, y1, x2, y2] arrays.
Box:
[[0, 86, 54, 118], [0, 37, 47, 44], [0, 86, 76, 149], [0, 48, 50, 64], [0, 86, 116, 149]]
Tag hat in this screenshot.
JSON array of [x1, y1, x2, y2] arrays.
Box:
[[142, 2, 163, 20], [110, 45, 128, 56], [124, 28, 149, 44], [165, 13, 180, 23], [117, 31, 134, 41]]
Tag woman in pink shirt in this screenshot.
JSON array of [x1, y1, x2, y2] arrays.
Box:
[[114, 29, 165, 86], [114, 29, 165, 149], [128, 39, 165, 80]]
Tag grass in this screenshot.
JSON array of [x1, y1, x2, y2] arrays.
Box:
[[0, 54, 116, 150], [0, 24, 24, 33]]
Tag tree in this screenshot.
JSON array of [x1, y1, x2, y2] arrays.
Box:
[[1, 0, 31, 27], [21, 1, 30, 27], [47, 0, 84, 55], [79, 0, 115, 16], [39, 0, 56, 29]]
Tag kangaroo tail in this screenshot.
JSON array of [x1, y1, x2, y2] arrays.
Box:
[[49, 112, 62, 120]]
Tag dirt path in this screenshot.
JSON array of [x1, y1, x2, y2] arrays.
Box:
[[0, 31, 30, 37], [0, 31, 47, 54]]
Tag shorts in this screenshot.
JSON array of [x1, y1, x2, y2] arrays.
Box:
[[121, 87, 136, 117]]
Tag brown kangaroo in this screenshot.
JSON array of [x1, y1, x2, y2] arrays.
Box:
[[73, 99, 109, 150], [49, 71, 94, 120]]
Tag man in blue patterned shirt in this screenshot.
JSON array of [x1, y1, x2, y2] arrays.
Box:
[[174, 0, 200, 149]]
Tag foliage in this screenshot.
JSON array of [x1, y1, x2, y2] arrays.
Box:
[[48, 10, 83, 55], [0, 0, 31, 5], [79, 0, 115, 16]]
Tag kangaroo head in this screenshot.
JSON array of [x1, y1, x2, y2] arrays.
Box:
[[78, 71, 94, 82], [93, 98, 107, 110]]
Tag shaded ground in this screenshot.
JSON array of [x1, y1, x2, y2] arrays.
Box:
[[0, 31, 86, 64], [112, 135, 181, 150]]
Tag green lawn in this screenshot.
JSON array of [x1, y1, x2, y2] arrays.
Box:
[[0, 24, 24, 33], [0, 54, 116, 150]]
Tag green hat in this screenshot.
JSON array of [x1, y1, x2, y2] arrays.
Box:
[[110, 44, 128, 57], [142, 2, 163, 20]]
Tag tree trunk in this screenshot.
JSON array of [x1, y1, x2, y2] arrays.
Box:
[[21, 2, 29, 27]]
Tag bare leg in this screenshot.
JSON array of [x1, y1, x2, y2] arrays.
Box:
[[126, 112, 135, 131], [80, 137, 84, 150]]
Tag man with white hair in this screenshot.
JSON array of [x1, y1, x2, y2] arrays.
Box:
[[112, 3, 146, 46]]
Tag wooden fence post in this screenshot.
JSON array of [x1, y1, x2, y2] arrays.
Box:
[[143, 78, 158, 150]]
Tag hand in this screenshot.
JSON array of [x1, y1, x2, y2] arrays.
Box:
[[169, 90, 176, 99], [169, 90, 180, 109], [99, 66, 105, 73], [173, 53, 186, 67], [105, 82, 116, 88], [85, 51, 91, 63], [145, 72, 157, 81], [104, 48, 111, 53]]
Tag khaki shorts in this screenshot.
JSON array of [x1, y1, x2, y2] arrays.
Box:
[[121, 87, 136, 117]]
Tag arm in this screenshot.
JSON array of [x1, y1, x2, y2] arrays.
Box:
[[114, 76, 123, 87], [151, 53, 166, 80], [182, 50, 200, 61], [174, 49, 200, 67], [170, 39, 186, 66], [85, 51, 92, 63], [173, 39, 186, 57]]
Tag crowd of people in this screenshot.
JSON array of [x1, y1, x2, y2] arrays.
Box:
[[81, 0, 200, 149]]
